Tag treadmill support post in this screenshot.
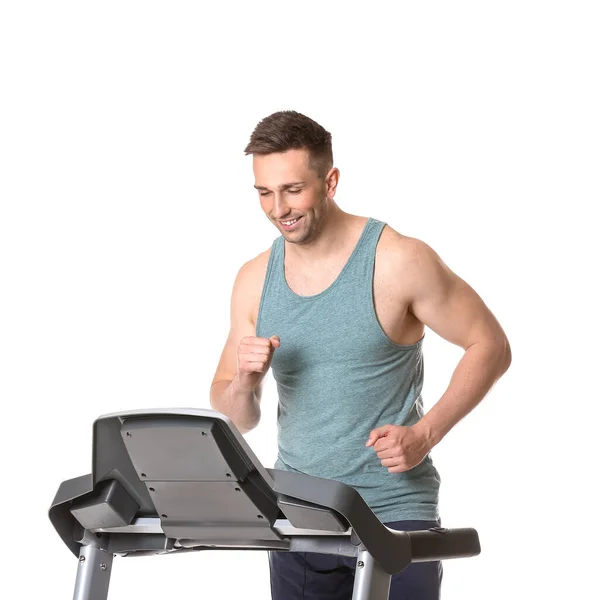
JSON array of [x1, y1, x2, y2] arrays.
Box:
[[73, 545, 113, 600], [352, 549, 392, 600]]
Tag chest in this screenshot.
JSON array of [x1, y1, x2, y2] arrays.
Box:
[[284, 257, 348, 297], [281, 255, 420, 347]]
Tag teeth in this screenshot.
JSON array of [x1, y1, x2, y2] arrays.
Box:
[[282, 218, 299, 226]]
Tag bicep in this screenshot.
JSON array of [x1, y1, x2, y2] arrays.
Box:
[[211, 264, 258, 387], [406, 241, 507, 350]]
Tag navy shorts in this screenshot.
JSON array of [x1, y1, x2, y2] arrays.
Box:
[[268, 520, 443, 600]]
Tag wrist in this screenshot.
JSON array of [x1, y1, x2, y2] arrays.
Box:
[[231, 375, 254, 396], [413, 418, 443, 450]]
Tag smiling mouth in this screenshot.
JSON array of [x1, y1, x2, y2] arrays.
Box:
[[278, 216, 303, 229]]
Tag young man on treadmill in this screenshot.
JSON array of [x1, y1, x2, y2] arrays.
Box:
[[210, 110, 511, 600]]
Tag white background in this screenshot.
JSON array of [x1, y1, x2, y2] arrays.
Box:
[[1, 1, 590, 598]]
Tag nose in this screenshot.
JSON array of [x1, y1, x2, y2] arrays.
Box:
[[273, 193, 290, 220]]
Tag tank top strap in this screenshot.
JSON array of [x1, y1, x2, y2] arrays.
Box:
[[339, 217, 386, 289]]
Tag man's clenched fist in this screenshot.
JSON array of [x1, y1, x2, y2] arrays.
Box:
[[365, 423, 433, 473], [235, 335, 281, 392]]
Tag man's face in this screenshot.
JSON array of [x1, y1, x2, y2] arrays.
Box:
[[253, 148, 331, 244]]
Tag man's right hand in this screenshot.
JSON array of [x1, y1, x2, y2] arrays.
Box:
[[235, 335, 281, 392]]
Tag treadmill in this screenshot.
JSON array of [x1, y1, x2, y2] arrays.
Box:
[[49, 408, 481, 600]]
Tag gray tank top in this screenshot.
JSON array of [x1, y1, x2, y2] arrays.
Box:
[[256, 217, 440, 523]]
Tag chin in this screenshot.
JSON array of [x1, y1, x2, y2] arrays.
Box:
[[287, 234, 311, 245]]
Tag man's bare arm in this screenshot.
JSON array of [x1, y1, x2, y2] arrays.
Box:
[[366, 238, 511, 472], [404, 239, 511, 446], [210, 253, 276, 434], [210, 262, 259, 433], [210, 379, 261, 435]]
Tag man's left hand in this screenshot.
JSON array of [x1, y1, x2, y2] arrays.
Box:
[[365, 423, 433, 473]]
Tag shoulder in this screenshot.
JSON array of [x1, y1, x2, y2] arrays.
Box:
[[235, 247, 272, 282], [376, 224, 441, 268], [376, 225, 449, 300], [231, 247, 273, 321], [233, 246, 273, 294]]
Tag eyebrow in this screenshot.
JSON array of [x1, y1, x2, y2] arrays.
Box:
[[254, 181, 307, 191]]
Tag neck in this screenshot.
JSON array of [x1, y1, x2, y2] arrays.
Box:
[[285, 204, 361, 263]]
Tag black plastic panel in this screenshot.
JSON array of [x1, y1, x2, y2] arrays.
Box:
[[278, 493, 350, 532], [70, 479, 139, 530]]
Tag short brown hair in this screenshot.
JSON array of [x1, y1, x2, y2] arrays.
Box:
[[244, 110, 333, 178]]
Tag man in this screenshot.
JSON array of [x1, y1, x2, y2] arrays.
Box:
[[210, 110, 511, 600]]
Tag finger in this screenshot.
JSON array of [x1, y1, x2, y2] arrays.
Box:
[[384, 455, 415, 473], [365, 424, 392, 447], [241, 337, 275, 347], [239, 361, 267, 373], [365, 435, 376, 447], [366, 427, 387, 447], [240, 353, 272, 363], [269, 335, 281, 348], [376, 448, 401, 459], [372, 435, 397, 452], [240, 345, 272, 356]]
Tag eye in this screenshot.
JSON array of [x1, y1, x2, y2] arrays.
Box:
[[259, 191, 270, 196], [288, 189, 302, 194]]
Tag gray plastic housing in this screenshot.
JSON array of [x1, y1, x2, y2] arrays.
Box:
[[49, 408, 480, 575]]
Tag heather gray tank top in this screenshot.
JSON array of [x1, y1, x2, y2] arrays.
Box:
[[256, 217, 440, 522]]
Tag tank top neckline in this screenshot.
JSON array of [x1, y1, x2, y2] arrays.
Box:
[[279, 217, 376, 301]]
